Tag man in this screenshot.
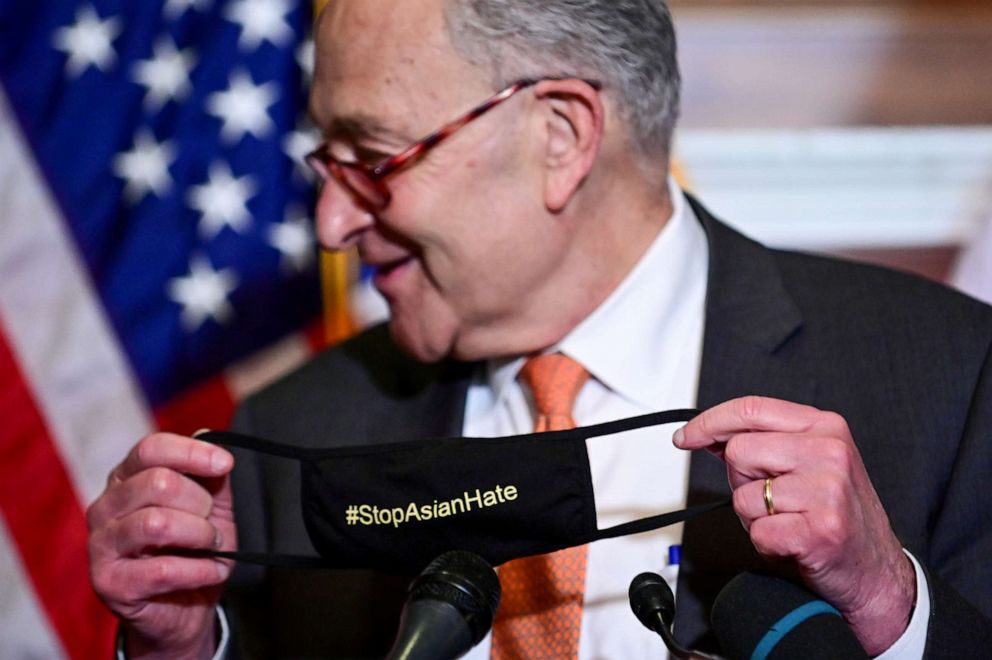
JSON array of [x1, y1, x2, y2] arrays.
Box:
[[87, 0, 992, 658]]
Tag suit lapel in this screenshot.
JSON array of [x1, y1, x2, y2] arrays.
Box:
[[674, 197, 817, 648], [342, 326, 475, 444], [383, 358, 474, 440]]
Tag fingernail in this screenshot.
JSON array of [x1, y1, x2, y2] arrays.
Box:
[[214, 529, 223, 549], [211, 451, 231, 474], [673, 426, 685, 447], [192, 428, 211, 438], [216, 561, 230, 580]]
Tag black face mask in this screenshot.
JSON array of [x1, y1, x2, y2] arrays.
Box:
[[194, 409, 728, 576]]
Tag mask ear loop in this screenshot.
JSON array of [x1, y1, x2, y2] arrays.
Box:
[[569, 408, 733, 542], [578, 498, 731, 545], [196, 429, 315, 459], [195, 408, 704, 459]]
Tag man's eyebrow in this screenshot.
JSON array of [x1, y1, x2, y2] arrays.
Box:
[[323, 114, 414, 144]]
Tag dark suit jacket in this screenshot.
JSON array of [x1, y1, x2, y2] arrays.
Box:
[[225, 199, 992, 658]]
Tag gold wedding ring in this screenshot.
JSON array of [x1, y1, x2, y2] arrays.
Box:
[[763, 477, 776, 516]]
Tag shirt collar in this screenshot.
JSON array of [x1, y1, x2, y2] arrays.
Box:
[[485, 178, 710, 409]]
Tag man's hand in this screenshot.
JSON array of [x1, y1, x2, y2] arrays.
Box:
[[674, 396, 916, 655], [87, 433, 236, 660]]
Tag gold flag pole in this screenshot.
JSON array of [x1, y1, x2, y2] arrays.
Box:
[[320, 249, 358, 345]]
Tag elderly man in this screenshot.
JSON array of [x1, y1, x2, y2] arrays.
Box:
[[88, 0, 992, 658]]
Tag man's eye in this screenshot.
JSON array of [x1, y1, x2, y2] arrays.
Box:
[[326, 141, 355, 161], [354, 146, 391, 165], [326, 141, 391, 166]]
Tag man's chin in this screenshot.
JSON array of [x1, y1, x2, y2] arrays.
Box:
[[386, 317, 457, 364]]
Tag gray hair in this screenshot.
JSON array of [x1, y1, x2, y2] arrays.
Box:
[[443, 0, 681, 161]]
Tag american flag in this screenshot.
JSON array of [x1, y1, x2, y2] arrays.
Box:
[[0, 1, 334, 656]]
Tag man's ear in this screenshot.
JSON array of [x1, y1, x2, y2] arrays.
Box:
[[534, 79, 605, 212]]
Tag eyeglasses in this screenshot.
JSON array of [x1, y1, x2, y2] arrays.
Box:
[[305, 78, 598, 212]]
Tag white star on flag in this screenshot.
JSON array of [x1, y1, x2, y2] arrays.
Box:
[[224, 0, 295, 51], [187, 161, 257, 239], [167, 255, 239, 331], [268, 208, 315, 274], [206, 69, 279, 144], [282, 124, 321, 180], [296, 37, 315, 82], [131, 37, 196, 112], [163, 0, 213, 19], [113, 130, 176, 202], [52, 5, 122, 78]]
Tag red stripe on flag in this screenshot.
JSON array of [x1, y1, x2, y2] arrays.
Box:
[[0, 326, 117, 660], [154, 374, 237, 436], [304, 316, 334, 353]]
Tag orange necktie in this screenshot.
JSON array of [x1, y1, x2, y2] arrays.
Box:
[[490, 353, 591, 659]]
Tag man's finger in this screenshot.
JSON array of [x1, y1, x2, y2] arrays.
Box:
[[747, 512, 811, 560], [732, 473, 812, 524], [88, 467, 215, 529], [115, 434, 233, 481], [722, 432, 840, 482], [675, 396, 822, 449], [108, 508, 222, 558], [94, 555, 231, 607]]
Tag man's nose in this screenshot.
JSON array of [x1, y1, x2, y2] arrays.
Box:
[[314, 178, 375, 250]]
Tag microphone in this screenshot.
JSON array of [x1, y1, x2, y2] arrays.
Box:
[[711, 572, 869, 660], [385, 550, 501, 660], [629, 572, 725, 660]]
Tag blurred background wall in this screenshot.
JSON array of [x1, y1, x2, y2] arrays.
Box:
[[668, 0, 992, 285]]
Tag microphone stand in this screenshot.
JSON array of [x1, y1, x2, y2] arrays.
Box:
[[629, 572, 726, 660], [646, 610, 724, 660]]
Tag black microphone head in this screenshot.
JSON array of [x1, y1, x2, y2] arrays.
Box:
[[711, 572, 869, 660], [629, 571, 676, 633], [409, 550, 501, 645]]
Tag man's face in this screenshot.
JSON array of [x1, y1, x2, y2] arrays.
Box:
[[309, 0, 577, 363]]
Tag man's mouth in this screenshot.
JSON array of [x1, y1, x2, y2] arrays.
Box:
[[371, 256, 415, 293]]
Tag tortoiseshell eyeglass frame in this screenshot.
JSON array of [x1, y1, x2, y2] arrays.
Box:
[[305, 77, 602, 211]]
